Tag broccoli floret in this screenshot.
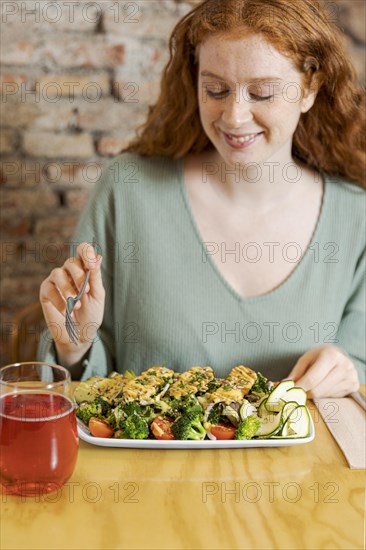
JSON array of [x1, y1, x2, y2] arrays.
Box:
[[106, 411, 118, 430], [167, 396, 203, 418], [114, 428, 129, 439], [113, 402, 125, 427], [153, 399, 172, 415], [124, 401, 143, 416], [207, 403, 223, 424], [123, 414, 149, 439], [114, 399, 152, 438], [251, 372, 269, 394], [181, 396, 203, 416], [171, 412, 206, 440], [234, 415, 260, 440], [163, 398, 182, 415], [133, 404, 155, 424], [96, 397, 110, 415], [76, 397, 111, 426], [124, 401, 155, 423], [112, 401, 154, 430]]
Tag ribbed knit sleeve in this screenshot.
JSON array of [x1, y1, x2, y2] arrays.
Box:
[[337, 243, 366, 384], [37, 159, 117, 380]]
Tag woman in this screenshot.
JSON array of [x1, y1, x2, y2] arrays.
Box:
[[38, 0, 365, 398]]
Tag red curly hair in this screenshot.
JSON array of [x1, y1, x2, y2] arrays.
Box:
[[124, 0, 365, 188]]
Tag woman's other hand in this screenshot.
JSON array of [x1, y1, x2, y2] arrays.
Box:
[[287, 345, 360, 398], [39, 241, 105, 363]]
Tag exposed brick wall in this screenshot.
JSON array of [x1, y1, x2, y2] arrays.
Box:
[[0, 0, 365, 364]]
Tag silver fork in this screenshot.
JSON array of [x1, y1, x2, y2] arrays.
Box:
[[65, 269, 90, 345]]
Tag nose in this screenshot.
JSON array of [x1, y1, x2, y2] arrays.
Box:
[[221, 90, 254, 128]]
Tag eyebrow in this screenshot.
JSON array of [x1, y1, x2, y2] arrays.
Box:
[[200, 70, 283, 83]]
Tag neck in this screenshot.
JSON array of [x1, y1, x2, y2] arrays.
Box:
[[203, 151, 318, 210]]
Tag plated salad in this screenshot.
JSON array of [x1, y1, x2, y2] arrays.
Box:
[[75, 365, 311, 441]]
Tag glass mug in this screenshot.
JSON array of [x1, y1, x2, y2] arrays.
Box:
[[0, 362, 78, 496]]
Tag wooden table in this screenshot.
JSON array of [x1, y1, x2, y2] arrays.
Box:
[[1, 390, 365, 550]]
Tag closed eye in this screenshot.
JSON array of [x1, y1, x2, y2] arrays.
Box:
[[206, 90, 273, 101], [250, 94, 273, 101], [206, 89, 230, 99]]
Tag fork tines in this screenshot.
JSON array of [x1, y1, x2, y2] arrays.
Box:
[[65, 308, 79, 345], [64, 249, 93, 345]]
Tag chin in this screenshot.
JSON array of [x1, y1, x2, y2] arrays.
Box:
[[216, 147, 263, 167], [209, 134, 264, 166]]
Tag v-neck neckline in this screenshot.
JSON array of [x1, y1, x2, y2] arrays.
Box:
[[178, 157, 328, 304]]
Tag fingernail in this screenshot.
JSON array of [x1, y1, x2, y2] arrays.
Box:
[[89, 255, 102, 263]]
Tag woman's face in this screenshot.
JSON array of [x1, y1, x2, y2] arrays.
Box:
[[197, 33, 316, 167]]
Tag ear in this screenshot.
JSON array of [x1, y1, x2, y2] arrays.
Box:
[[300, 88, 317, 113], [301, 57, 320, 113]]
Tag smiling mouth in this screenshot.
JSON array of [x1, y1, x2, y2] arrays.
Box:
[[221, 130, 264, 148], [224, 132, 263, 143]]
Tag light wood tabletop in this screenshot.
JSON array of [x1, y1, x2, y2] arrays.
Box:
[[1, 388, 365, 550]]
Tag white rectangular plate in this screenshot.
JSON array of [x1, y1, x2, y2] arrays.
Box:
[[78, 414, 315, 449]]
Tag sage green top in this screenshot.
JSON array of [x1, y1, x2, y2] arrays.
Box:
[[37, 153, 366, 384]]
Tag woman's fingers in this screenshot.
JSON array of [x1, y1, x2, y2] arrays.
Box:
[[287, 345, 360, 398], [295, 347, 343, 392], [40, 276, 68, 314], [295, 358, 332, 392], [306, 365, 343, 398], [287, 348, 317, 381], [308, 360, 359, 398], [40, 242, 105, 315], [40, 267, 76, 314], [63, 258, 90, 295], [77, 242, 99, 269], [39, 278, 72, 344], [76, 242, 104, 301], [39, 241, 105, 351], [85, 255, 104, 300]]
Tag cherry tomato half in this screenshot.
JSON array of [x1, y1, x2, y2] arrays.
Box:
[[88, 417, 114, 438], [151, 416, 175, 440], [210, 422, 236, 440]]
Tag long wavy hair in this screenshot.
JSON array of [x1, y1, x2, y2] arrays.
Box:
[[124, 0, 365, 188]]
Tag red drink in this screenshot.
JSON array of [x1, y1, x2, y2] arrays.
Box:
[[0, 392, 78, 496]]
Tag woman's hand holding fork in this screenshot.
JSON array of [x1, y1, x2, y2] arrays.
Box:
[[39, 241, 105, 368]]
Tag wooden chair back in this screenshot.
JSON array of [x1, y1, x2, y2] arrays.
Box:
[[9, 302, 47, 364]]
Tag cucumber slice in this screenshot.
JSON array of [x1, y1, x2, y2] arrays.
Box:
[[223, 405, 240, 426], [281, 387, 307, 406], [255, 395, 267, 408], [281, 405, 310, 438], [258, 397, 269, 418], [239, 401, 257, 420], [256, 411, 283, 437], [265, 380, 295, 412], [265, 398, 286, 413], [281, 401, 299, 423]]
